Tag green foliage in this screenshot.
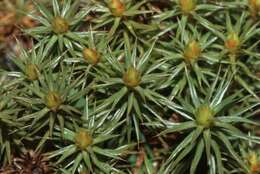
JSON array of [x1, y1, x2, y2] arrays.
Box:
[[0, 0, 259, 173], [158, 72, 260, 173], [47, 99, 132, 173]]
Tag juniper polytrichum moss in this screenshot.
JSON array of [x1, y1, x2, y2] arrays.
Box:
[[0, 0, 260, 174]]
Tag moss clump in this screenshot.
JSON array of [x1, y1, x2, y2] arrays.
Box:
[[123, 66, 141, 87], [51, 16, 69, 34], [195, 105, 214, 128], [74, 129, 93, 150], [45, 91, 62, 111]]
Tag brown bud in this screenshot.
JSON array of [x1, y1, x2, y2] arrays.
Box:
[[247, 152, 260, 173], [179, 0, 196, 14], [45, 91, 62, 111], [25, 63, 39, 80], [123, 66, 141, 87], [51, 16, 69, 34], [108, 0, 125, 17], [183, 40, 201, 63], [82, 48, 100, 65], [74, 129, 93, 150], [225, 32, 240, 54]]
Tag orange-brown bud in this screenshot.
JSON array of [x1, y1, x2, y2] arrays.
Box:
[[25, 63, 39, 80], [45, 91, 62, 111], [52, 16, 69, 34], [74, 129, 93, 150], [82, 48, 100, 65], [183, 40, 201, 63], [108, 0, 125, 17], [225, 32, 240, 54], [248, 152, 260, 173]]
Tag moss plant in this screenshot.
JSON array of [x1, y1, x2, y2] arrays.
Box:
[[0, 0, 259, 173]]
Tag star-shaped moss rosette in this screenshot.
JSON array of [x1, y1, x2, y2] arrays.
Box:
[[0, 90, 26, 165], [157, 71, 260, 173], [90, 40, 173, 142], [204, 12, 260, 98], [153, 0, 224, 37], [90, 0, 158, 41], [63, 31, 107, 75], [157, 20, 218, 99], [24, 0, 92, 53], [1, 42, 61, 85], [47, 100, 132, 174], [16, 68, 87, 137]]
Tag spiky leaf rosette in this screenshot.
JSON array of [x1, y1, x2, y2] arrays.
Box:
[[0, 0, 259, 173], [89, 0, 158, 42], [63, 31, 107, 73], [207, 11, 260, 99], [1, 42, 61, 85], [25, 0, 92, 53], [47, 98, 132, 174], [15, 67, 87, 137], [157, 70, 260, 174], [90, 40, 174, 142], [154, 0, 223, 35], [157, 19, 219, 99]]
